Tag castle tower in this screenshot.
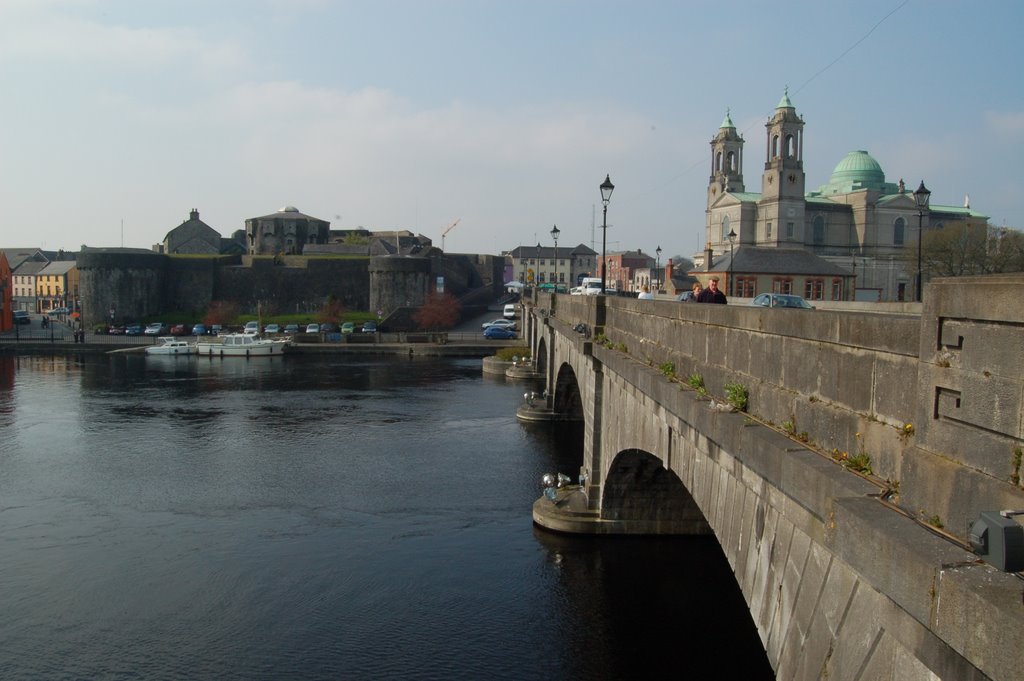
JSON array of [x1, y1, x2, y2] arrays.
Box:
[[708, 109, 745, 207]]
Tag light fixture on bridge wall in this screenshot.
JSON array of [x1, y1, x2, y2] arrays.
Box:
[[913, 180, 931, 303], [968, 509, 1024, 572], [600, 174, 614, 294]]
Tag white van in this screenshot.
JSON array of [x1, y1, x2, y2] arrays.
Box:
[[503, 303, 517, 320], [580, 277, 604, 295]]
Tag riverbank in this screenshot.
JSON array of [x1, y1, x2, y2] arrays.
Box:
[[0, 338, 523, 358]]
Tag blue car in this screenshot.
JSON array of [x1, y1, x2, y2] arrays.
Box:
[[483, 325, 517, 340]]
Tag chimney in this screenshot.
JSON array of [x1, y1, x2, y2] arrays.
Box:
[[665, 258, 674, 288], [190, 208, 199, 221], [704, 245, 714, 271]]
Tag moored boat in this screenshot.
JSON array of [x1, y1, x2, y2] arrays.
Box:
[[145, 337, 196, 356], [195, 333, 289, 357]]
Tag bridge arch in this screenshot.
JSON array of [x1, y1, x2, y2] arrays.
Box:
[[552, 362, 584, 421], [603, 449, 710, 535]]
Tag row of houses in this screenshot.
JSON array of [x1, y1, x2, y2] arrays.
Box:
[[2, 248, 80, 319]]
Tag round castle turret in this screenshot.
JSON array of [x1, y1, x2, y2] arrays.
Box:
[[78, 248, 167, 326]]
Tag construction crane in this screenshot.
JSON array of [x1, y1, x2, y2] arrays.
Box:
[[440, 218, 461, 251]]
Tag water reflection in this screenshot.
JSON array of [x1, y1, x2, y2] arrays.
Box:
[[0, 353, 771, 680]]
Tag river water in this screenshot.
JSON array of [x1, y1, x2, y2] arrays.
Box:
[[0, 352, 772, 680]]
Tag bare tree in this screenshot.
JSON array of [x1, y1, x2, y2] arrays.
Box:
[[920, 224, 1024, 278]]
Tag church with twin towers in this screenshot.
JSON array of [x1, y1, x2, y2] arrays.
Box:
[[702, 89, 989, 302]]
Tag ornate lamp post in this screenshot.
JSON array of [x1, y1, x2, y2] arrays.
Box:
[[913, 180, 930, 303], [727, 228, 737, 297], [599, 174, 614, 294], [550, 224, 560, 291], [655, 245, 662, 293]]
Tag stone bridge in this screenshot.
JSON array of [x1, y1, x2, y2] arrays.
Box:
[[523, 275, 1023, 681]]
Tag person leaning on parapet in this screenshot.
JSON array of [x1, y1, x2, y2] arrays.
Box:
[[637, 285, 654, 300], [697, 276, 727, 304], [688, 282, 702, 301]]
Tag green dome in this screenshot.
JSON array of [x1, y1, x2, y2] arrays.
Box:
[[829, 150, 885, 186]]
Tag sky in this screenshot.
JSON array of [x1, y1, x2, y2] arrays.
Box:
[[2, 0, 1022, 261]]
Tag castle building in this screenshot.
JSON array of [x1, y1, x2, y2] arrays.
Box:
[[245, 206, 330, 256], [160, 209, 223, 255], [703, 90, 990, 301]]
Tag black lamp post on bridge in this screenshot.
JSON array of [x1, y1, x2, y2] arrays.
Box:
[[599, 175, 614, 294], [655, 245, 661, 293], [913, 180, 931, 303], [727, 228, 737, 297], [550, 224, 560, 291]]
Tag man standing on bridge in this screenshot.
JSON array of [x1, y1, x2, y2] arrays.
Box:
[[697, 276, 727, 304]]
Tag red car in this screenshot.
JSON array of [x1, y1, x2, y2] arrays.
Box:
[[170, 324, 189, 336]]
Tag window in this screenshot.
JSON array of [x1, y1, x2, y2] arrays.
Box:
[[766, 222, 772, 239], [813, 216, 825, 245], [771, 135, 779, 158], [831, 279, 843, 301], [736, 277, 757, 297], [894, 217, 905, 246], [727, 151, 737, 172], [786, 222, 795, 239], [772, 277, 793, 294], [804, 278, 824, 300], [721, 216, 731, 242]]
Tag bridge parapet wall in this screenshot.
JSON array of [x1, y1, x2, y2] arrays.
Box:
[[542, 275, 1024, 544]]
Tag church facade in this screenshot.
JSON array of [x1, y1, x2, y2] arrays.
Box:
[[703, 90, 989, 302]]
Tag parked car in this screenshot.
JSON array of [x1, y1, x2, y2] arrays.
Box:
[[144, 322, 168, 335], [361, 321, 377, 333], [244, 321, 260, 335], [484, 325, 517, 340], [264, 323, 281, 334], [750, 293, 815, 309], [169, 324, 188, 336], [284, 324, 299, 334], [503, 303, 517, 319], [305, 323, 320, 334], [482, 318, 517, 331], [108, 325, 125, 335], [320, 323, 337, 334], [210, 324, 223, 336], [340, 322, 355, 334], [14, 311, 30, 325], [125, 324, 144, 335], [192, 323, 207, 335]]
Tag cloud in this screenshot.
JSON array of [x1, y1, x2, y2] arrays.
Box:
[[985, 111, 1024, 136], [0, 4, 248, 73]]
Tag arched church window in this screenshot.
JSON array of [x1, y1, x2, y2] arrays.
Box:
[[715, 151, 722, 172], [721, 216, 730, 242], [813, 216, 825, 245], [727, 151, 736, 173], [771, 135, 779, 158], [785, 134, 796, 158], [894, 217, 905, 246]]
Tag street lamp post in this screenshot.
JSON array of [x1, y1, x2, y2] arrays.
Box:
[[913, 180, 930, 303], [727, 228, 737, 297], [655, 245, 661, 293], [599, 174, 614, 294], [536, 242, 542, 287], [550, 224, 560, 292]]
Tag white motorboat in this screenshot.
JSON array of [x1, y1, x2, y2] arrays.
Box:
[[145, 337, 196, 356], [195, 333, 289, 357]]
